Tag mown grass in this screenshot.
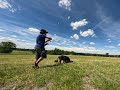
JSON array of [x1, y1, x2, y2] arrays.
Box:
[[0, 53, 120, 90]]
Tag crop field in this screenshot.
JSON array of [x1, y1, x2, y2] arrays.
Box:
[[0, 53, 120, 90]]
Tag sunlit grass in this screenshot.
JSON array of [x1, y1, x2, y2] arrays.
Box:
[[0, 54, 120, 90]]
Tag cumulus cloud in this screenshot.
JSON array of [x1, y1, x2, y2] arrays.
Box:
[[51, 34, 81, 47], [28, 27, 40, 33], [70, 34, 79, 40], [80, 29, 95, 37], [0, 0, 16, 12], [58, 0, 71, 11], [90, 42, 95, 45], [70, 19, 88, 30]]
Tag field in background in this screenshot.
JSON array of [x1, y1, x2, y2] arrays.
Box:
[[0, 52, 120, 90]]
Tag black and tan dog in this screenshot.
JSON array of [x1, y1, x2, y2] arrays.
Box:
[[54, 55, 73, 64]]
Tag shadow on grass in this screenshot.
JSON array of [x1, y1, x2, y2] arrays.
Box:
[[40, 64, 63, 68], [32, 64, 64, 70]]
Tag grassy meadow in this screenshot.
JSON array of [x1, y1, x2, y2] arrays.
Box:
[[0, 51, 120, 90]]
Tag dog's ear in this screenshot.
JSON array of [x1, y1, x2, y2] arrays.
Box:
[[54, 60, 58, 62]]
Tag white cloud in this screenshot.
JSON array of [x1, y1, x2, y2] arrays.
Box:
[[70, 19, 88, 30], [11, 35, 17, 38], [107, 39, 111, 43], [58, 0, 71, 11], [107, 39, 110, 41], [117, 44, 120, 47], [0, 23, 38, 43], [68, 16, 70, 19], [82, 41, 86, 45], [71, 34, 79, 40], [0, 0, 16, 12], [80, 29, 95, 37], [46, 45, 96, 52], [28, 27, 40, 33], [0, 36, 34, 49], [0, 29, 4, 31], [9, 8, 16, 13], [50, 34, 81, 47], [70, 36, 73, 38], [0, 0, 11, 9], [0, 34, 82, 49], [90, 42, 95, 45], [105, 46, 115, 49]]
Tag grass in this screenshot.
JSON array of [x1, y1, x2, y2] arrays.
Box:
[[0, 50, 33, 55], [0, 53, 120, 90]]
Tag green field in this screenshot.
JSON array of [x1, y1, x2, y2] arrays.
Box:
[[0, 53, 120, 90]]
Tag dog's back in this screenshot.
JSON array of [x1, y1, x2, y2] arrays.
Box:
[[55, 55, 73, 63]]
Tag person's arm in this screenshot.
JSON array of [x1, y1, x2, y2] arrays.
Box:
[[45, 36, 52, 43]]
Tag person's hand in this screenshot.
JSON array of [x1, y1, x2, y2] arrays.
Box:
[[44, 43, 48, 46], [45, 36, 52, 43]]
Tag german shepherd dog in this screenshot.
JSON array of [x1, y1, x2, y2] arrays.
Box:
[[54, 55, 73, 64]]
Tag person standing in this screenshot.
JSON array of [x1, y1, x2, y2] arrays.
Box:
[[33, 29, 52, 68]]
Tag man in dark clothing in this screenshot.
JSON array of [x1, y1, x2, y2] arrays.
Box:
[[33, 29, 52, 68]]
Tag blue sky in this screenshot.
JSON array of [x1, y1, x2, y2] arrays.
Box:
[[0, 0, 120, 55]]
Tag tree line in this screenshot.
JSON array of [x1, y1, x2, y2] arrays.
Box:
[[0, 41, 120, 57]]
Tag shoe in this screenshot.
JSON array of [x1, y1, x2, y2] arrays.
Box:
[[32, 65, 36, 68], [32, 64, 39, 69]]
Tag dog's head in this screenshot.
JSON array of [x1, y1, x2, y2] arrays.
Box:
[[54, 60, 58, 62]]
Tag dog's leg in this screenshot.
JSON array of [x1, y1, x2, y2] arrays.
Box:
[[58, 57, 61, 64]]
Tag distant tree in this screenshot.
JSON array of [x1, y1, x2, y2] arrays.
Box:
[[46, 48, 77, 55], [53, 48, 62, 55], [106, 53, 109, 57], [0, 42, 16, 53]]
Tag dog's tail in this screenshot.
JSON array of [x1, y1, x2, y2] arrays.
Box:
[[54, 60, 58, 62], [68, 60, 73, 63]]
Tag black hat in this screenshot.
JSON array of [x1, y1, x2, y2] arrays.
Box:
[[40, 29, 48, 34]]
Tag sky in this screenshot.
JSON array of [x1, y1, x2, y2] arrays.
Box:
[[0, 0, 120, 55]]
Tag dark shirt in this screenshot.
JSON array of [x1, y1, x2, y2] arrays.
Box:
[[35, 34, 46, 48]]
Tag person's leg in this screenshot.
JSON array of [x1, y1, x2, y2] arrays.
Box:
[[35, 49, 45, 66], [33, 47, 41, 67], [34, 52, 40, 66], [35, 57, 43, 66]]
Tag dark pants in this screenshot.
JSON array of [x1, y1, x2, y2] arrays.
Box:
[[35, 46, 47, 60]]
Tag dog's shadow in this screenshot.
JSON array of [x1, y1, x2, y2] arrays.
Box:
[[40, 64, 63, 69]]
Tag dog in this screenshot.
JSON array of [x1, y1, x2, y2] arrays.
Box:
[[54, 55, 73, 64]]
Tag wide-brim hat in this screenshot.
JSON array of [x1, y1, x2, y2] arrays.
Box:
[[40, 29, 48, 34]]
